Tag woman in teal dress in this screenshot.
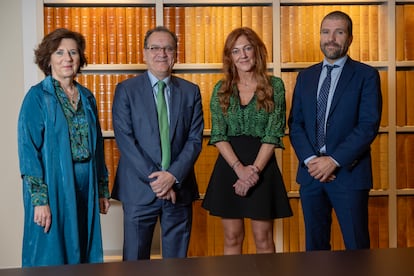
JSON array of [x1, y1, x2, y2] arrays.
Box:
[[202, 27, 292, 255], [17, 28, 110, 267]]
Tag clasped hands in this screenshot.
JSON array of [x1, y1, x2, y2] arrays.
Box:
[[307, 156, 337, 183], [149, 171, 176, 203], [233, 164, 260, 197]]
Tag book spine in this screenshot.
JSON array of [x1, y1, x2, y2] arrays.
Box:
[[106, 8, 117, 64], [44, 7, 54, 35], [125, 7, 136, 64], [116, 7, 126, 64]]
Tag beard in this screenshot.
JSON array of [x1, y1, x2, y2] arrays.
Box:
[[320, 42, 349, 60]]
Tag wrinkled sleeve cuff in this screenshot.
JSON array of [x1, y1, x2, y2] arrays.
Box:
[[98, 177, 110, 198], [24, 176, 49, 206]]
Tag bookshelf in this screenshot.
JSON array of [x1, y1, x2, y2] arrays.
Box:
[[40, 0, 414, 254]]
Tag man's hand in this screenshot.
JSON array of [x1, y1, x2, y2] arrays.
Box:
[[307, 156, 337, 182], [159, 189, 177, 204], [149, 171, 176, 203]]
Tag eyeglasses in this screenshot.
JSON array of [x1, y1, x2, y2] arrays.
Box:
[[231, 45, 254, 56], [145, 46, 176, 54]]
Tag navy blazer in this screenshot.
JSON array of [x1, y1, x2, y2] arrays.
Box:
[[111, 72, 204, 205], [288, 57, 382, 190]]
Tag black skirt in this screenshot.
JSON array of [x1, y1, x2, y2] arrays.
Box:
[[202, 136, 292, 220]]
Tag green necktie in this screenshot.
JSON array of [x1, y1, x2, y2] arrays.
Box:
[[156, 81, 170, 169]]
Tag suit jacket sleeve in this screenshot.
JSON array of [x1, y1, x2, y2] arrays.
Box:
[[329, 64, 382, 168], [167, 79, 204, 186], [112, 80, 157, 183]]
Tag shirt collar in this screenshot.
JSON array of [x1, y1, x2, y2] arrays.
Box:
[[147, 71, 171, 88], [323, 55, 347, 68]]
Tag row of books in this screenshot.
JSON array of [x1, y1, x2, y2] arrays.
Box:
[[104, 139, 119, 192], [174, 73, 223, 130], [43, 6, 273, 64], [44, 7, 156, 64], [176, 6, 273, 63], [76, 73, 136, 130], [396, 134, 414, 189], [280, 5, 388, 63], [76, 70, 393, 133], [45, 4, 414, 64], [396, 5, 414, 61], [397, 196, 414, 248], [396, 71, 414, 126]]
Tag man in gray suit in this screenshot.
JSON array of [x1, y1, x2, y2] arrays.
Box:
[[112, 26, 204, 260]]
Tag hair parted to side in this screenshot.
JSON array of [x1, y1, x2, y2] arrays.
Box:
[[143, 26, 178, 49], [34, 28, 87, 76], [321, 11, 353, 37], [219, 27, 274, 114]]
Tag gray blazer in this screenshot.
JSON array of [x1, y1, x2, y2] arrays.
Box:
[[111, 71, 204, 205]]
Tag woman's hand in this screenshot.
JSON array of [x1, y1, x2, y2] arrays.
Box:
[[234, 164, 259, 187], [34, 205, 52, 233], [233, 179, 251, 197], [99, 198, 111, 214]]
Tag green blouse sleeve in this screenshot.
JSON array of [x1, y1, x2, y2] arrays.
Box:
[[261, 76, 286, 148], [209, 81, 229, 145]]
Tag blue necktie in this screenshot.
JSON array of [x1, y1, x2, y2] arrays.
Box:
[[316, 65, 337, 150], [156, 81, 170, 169]]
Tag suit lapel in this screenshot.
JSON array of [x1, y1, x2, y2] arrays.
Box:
[[306, 64, 323, 133], [138, 72, 161, 153], [142, 72, 159, 118], [329, 58, 355, 116], [168, 77, 182, 141]]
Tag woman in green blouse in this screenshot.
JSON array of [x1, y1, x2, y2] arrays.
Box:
[[17, 28, 110, 267], [202, 27, 292, 255]]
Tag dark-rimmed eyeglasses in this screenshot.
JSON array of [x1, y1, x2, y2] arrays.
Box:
[[145, 46, 176, 54]]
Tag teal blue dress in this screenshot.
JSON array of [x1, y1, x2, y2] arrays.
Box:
[[18, 76, 109, 267]]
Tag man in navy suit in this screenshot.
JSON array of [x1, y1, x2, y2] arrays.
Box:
[[288, 11, 382, 250], [112, 26, 204, 260]]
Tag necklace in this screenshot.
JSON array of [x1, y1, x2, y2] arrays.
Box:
[[63, 85, 78, 108]]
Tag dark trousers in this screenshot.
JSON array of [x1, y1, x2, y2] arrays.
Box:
[[300, 179, 370, 250], [122, 199, 192, 260]]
